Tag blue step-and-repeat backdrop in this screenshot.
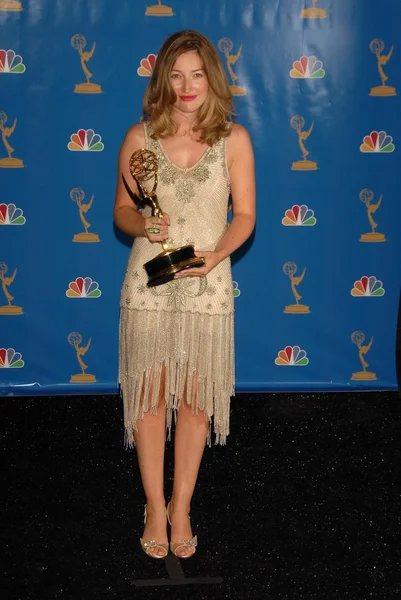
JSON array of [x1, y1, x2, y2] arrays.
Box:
[[1, 0, 400, 395]]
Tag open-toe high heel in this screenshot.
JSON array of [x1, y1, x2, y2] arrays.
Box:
[[140, 505, 169, 559], [166, 501, 198, 558]]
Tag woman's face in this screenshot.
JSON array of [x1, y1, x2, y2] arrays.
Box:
[[170, 50, 209, 114]]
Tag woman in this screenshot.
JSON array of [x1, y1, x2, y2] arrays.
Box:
[[114, 30, 255, 559]]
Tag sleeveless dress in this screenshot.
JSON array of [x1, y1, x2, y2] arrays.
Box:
[[119, 122, 234, 447]]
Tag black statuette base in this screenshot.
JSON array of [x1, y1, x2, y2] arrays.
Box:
[[144, 244, 205, 287]]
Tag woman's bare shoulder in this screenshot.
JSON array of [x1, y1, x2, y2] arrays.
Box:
[[123, 122, 146, 148], [226, 123, 253, 164], [227, 122, 251, 143]]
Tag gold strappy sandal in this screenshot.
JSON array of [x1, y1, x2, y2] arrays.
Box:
[[166, 501, 198, 559], [140, 505, 169, 559]]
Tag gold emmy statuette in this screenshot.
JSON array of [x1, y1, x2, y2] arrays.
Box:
[[359, 188, 386, 243], [290, 115, 318, 171], [0, 1, 23, 11], [283, 262, 310, 314], [71, 34, 102, 94], [0, 111, 24, 168], [122, 149, 205, 286], [351, 331, 377, 380], [369, 39, 396, 97], [70, 188, 100, 242], [145, 0, 173, 16], [300, 0, 327, 19], [0, 262, 23, 315], [68, 332, 96, 383], [218, 38, 246, 96]]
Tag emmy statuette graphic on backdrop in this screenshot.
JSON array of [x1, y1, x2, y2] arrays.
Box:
[[369, 39, 396, 97], [0, 262, 23, 315], [122, 150, 205, 286], [300, 0, 327, 19], [145, 0, 173, 16], [359, 189, 386, 243], [68, 333, 96, 383], [0, 111, 23, 168], [283, 262, 310, 314], [0, 0, 22, 11], [218, 38, 246, 96], [70, 188, 100, 243], [290, 115, 318, 170], [71, 35, 102, 94], [351, 331, 377, 381]]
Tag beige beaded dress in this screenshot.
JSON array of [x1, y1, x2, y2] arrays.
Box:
[[119, 122, 234, 447]]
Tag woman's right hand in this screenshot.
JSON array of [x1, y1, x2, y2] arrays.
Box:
[[143, 214, 170, 243]]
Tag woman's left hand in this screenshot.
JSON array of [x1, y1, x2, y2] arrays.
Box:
[[174, 250, 224, 279]]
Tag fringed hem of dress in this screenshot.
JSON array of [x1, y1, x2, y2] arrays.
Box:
[[119, 307, 235, 447]]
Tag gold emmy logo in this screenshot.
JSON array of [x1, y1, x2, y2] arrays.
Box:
[[359, 189, 386, 243], [369, 39, 396, 97], [300, 1, 327, 19], [218, 38, 246, 96], [0, 110, 24, 168], [0, 1, 23, 11], [70, 188, 100, 243], [283, 262, 310, 314], [0, 262, 23, 315], [71, 34, 102, 94], [68, 332, 96, 383], [290, 115, 318, 171], [350, 331, 377, 381], [145, 0, 173, 16]]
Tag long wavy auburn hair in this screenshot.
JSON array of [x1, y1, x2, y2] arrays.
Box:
[[143, 30, 233, 146]]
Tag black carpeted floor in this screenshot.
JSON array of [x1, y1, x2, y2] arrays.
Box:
[[2, 392, 401, 600]]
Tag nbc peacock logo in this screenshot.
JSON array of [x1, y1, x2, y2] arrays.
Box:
[[66, 277, 101, 298], [0, 50, 25, 73], [351, 276, 385, 297], [0, 203, 25, 225], [68, 129, 104, 152], [282, 204, 316, 226], [137, 54, 157, 77], [0, 1, 23, 11], [233, 281, 241, 298], [68, 332, 96, 383], [275, 346, 309, 366], [360, 131, 395, 153], [0, 347, 24, 368], [145, 1, 174, 16], [290, 56, 325, 79]]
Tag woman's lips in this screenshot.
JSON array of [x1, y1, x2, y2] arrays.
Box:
[[179, 95, 197, 101]]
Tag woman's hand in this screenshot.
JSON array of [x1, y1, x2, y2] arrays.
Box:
[[174, 250, 224, 278], [143, 214, 170, 243]]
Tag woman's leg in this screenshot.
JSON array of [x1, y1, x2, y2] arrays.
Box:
[[134, 365, 168, 557], [169, 374, 209, 557]]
